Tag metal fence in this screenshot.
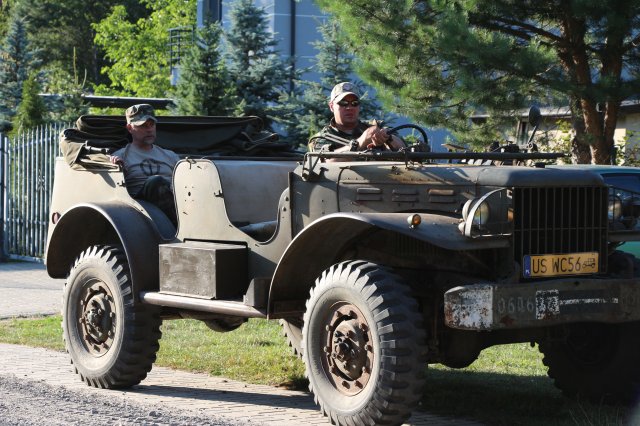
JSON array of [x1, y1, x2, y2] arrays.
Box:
[[1, 124, 64, 261]]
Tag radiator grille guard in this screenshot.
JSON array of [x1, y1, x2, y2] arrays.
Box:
[[513, 186, 609, 274]]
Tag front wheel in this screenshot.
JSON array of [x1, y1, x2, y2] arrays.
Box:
[[62, 245, 162, 388], [302, 261, 427, 426]]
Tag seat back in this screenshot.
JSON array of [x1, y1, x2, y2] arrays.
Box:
[[213, 160, 298, 224]]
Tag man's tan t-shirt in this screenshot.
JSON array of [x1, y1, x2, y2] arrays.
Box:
[[112, 144, 180, 197]]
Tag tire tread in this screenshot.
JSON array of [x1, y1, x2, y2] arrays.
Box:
[[303, 261, 427, 426], [63, 245, 162, 389]]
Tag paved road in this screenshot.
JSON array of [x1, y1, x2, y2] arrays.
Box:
[[0, 261, 482, 426], [0, 261, 63, 319]]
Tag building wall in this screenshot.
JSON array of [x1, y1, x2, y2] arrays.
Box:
[[612, 112, 640, 160], [521, 112, 640, 162]]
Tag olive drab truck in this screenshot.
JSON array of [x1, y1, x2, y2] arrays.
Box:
[[46, 115, 640, 426]]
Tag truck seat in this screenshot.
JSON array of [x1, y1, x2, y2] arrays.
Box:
[[213, 160, 298, 225]]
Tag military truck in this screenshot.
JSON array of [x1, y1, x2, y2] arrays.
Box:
[[46, 115, 640, 426]]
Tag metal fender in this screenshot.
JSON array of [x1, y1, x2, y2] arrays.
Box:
[[46, 202, 171, 298], [267, 212, 509, 316]]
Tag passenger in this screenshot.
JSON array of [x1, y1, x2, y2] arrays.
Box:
[[308, 82, 405, 153], [109, 104, 179, 226]]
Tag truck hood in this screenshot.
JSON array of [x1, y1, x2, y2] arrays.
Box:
[[335, 162, 606, 188]]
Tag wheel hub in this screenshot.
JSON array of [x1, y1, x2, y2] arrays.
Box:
[[78, 282, 116, 356], [322, 303, 373, 396]]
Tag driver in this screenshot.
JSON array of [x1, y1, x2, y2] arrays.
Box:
[[308, 82, 405, 153]]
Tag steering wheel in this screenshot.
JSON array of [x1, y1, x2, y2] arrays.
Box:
[[387, 124, 430, 152]]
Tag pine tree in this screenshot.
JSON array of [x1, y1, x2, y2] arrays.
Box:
[[224, 0, 293, 129], [274, 18, 389, 147], [43, 48, 90, 123], [12, 72, 47, 134], [172, 23, 232, 116], [319, 0, 640, 164], [0, 13, 41, 131], [0, 1, 15, 38]]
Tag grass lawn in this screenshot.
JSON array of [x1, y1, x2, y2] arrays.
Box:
[[0, 315, 636, 425]]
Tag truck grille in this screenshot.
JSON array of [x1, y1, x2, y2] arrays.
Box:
[[513, 187, 608, 273]]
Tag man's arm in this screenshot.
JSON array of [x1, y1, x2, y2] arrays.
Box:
[[354, 125, 406, 151], [308, 123, 406, 153], [109, 146, 127, 168], [308, 129, 350, 152]]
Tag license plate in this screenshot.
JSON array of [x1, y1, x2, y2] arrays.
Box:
[[523, 252, 599, 278]]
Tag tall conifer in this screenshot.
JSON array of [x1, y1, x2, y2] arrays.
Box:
[[173, 23, 232, 116], [319, 0, 640, 163], [0, 12, 41, 131], [12, 73, 47, 134], [275, 18, 388, 147], [224, 0, 292, 129]]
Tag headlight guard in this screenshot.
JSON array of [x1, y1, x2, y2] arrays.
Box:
[[460, 188, 512, 238]]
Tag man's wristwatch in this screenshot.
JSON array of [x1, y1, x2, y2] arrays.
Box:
[[350, 140, 359, 151]]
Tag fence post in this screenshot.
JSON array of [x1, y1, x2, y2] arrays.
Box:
[[0, 131, 7, 261]]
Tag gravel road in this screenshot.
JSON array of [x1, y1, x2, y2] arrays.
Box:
[[0, 374, 244, 426]]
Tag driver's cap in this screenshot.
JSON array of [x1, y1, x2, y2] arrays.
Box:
[[330, 82, 360, 103]]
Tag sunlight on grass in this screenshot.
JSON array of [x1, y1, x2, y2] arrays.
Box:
[[157, 319, 306, 386], [0, 316, 64, 351]]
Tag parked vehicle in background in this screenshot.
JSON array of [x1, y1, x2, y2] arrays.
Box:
[[550, 165, 640, 257], [45, 115, 640, 426]]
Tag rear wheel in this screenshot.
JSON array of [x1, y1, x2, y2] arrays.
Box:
[[63, 245, 162, 388], [302, 261, 427, 426], [539, 321, 640, 404]]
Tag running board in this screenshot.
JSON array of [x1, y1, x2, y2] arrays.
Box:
[[140, 292, 267, 319]]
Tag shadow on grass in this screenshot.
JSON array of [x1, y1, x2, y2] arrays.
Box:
[[421, 368, 637, 426], [276, 374, 308, 391]]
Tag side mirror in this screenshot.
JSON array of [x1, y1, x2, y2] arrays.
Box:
[[528, 106, 541, 128]]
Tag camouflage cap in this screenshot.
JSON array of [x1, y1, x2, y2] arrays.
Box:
[[330, 82, 360, 103], [125, 104, 157, 126]]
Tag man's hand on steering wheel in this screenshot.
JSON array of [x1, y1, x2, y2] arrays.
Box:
[[359, 125, 405, 151]]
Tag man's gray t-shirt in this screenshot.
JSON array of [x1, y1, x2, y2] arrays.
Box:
[[112, 144, 180, 197]]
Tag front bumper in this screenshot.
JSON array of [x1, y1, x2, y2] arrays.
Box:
[[444, 277, 640, 330]]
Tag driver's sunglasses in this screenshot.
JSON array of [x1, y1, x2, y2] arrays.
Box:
[[336, 100, 361, 108]]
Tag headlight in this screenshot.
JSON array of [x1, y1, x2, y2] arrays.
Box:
[[608, 195, 623, 221], [460, 189, 512, 237], [462, 198, 490, 225]]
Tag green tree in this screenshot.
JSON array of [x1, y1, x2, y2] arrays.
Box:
[[12, 72, 47, 134], [0, 12, 41, 131], [0, 0, 16, 38], [13, 0, 147, 88], [275, 18, 389, 146], [45, 48, 90, 123], [172, 23, 232, 115], [93, 0, 196, 97], [275, 18, 350, 144], [224, 0, 293, 129], [318, 0, 640, 164]]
